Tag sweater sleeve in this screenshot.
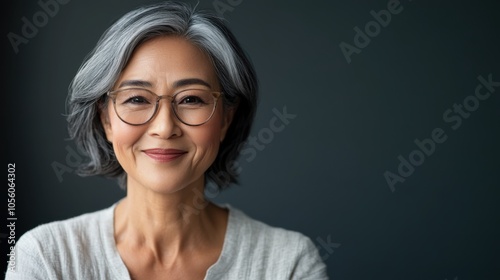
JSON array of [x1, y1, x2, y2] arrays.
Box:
[[291, 236, 329, 280], [4, 230, 59, 280]]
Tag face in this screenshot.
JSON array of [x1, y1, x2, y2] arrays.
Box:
[[101, 36, 233, 194]]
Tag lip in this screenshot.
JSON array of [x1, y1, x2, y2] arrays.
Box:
[[142, 148, 187, 162]]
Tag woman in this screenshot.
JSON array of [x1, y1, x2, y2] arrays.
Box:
[[7, 2, 328, 279]]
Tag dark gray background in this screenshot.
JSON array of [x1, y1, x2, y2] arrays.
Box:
[[3, 0, 500, 278]]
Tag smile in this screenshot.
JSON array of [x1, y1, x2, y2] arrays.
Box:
[[142, 148, 187, 162]]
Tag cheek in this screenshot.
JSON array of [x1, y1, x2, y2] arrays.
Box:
[[192, 123, 221, 150], [108, 113, 144, 160], [189, 112, 224, 160]]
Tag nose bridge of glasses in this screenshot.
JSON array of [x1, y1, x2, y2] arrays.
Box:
[[154, 94, 177, 118], [156, 94, 175, 102], [155, 92, 190, 126]]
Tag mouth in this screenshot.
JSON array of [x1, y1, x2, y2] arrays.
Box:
[[142, 148, 187, 162]]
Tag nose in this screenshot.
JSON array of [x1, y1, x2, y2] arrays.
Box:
[[147, 98, 182, 139]]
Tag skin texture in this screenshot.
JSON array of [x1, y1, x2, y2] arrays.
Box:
[[100, 36, 234, 280]]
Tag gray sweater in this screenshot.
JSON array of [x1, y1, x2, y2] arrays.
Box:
[[5, 203, 328, 279]]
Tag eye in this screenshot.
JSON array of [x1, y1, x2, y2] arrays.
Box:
[[178, 95, 206, 105], [124, 96, 150, 105]]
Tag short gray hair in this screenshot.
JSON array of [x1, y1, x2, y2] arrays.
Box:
[[67, 1, 258, 189]]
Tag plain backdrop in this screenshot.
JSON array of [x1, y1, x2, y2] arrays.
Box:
[[3, 0, 500, 278]]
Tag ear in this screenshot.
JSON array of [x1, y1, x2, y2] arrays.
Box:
[[100, 105, 113, 143], [220, 106, 236, 142]]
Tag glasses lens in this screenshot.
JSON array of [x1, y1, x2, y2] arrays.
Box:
[[114, 89, 157, 125], [173, 90, 217, 125], [111, 89, 218, 126]]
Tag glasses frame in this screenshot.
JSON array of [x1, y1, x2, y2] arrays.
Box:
[[107, 88, 222, 126]]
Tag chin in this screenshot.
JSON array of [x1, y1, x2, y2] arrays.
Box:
[[131, 174, 201, 195]]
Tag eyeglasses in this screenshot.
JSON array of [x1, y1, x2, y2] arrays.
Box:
[[107, 88, 222, 126]]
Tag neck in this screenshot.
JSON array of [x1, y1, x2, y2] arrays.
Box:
[[114, 177, 226, 258]]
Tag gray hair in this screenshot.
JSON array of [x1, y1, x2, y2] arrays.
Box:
[[66, 1, 258, 189]]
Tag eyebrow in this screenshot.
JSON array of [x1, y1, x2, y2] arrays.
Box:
[[118, 80, 153, 88], [118, 78, 212, 89], [173, 78, 212, 89]]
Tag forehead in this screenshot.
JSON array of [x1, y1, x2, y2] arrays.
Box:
[[117, 36, 218, 88]]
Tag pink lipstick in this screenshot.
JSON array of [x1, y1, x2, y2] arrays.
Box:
[[143, 149, 187, 162]]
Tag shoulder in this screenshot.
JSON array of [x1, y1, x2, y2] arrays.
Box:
[[19, 205, 111, 249], [5, 205, 115, 279], [232, 207, 312, 250], [221, 206, 328, 279]]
